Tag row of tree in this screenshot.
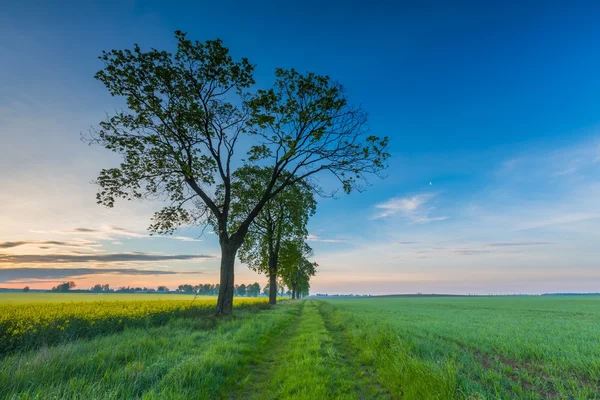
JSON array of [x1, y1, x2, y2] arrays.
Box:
[[175, 283, 262, 297], [89, 31, 389, 315], [51, 282, 286, 298], [52, 282, 264, 297]]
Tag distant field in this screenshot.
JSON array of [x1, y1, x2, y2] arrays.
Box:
[[0, 292, 213, 303], [1, 296, 598, 399]]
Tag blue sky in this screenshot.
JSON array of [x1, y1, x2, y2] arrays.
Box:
[[1, 0, 600, 293]]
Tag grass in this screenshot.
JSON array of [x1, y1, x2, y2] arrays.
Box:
[[1, 296, 599, 399]]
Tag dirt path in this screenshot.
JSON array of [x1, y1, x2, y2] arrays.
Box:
[[223, 300, 390, 400]]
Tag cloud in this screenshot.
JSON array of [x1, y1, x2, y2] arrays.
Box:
[[553, 166, 578, 176], [105, 225, 146, 238], [373, 193, 448, 223], [487, 241, 553, 247], [0, 252, 214, 265], [0, 240, 98, 249], [169, 235, 202, 242], [393, 241, 418, 245], [307, 234, 346, 243], [452, 248, 526, 256], [30, 226, 201, 242], [0, 267, 202, 283], [107, 226, 201, 242]]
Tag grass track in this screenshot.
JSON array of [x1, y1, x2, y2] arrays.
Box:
[[224, 300, 389, 399]]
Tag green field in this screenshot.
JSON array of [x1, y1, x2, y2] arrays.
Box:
[[1, 296, 598, 399]]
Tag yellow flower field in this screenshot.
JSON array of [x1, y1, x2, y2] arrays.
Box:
[[0, 297, 268, 355]]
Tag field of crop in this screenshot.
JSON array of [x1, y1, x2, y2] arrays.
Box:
[[0, 294, 267, 355], [0, 293, 213, 303], [322, 296, 600, 399], [1, 295, 598, 399]]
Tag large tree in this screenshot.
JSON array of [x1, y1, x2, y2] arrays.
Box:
[[89, 31, 389, 315], [224, 166, 316, 305]]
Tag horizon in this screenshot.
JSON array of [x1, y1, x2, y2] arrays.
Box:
[[2, 0, 600, 295], [5, 285, 600, 297]]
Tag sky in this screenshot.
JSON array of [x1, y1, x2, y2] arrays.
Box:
[[1, 0, 600, 294]]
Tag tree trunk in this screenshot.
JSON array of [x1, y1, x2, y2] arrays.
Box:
[[292, 285, 296, 300], [215, 242, 238, 316], [268, 272, 277, 305], [268, 235, 280, 305]]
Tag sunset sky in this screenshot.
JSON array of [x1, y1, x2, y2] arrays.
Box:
[[2, 0, 600, 294]]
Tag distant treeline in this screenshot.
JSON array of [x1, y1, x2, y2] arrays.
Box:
[[314, 294, 373, 297], [541, 293, 600, 296], [42, 281, 294, 298]]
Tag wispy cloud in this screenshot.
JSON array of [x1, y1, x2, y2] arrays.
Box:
[[553, 166, 578, 176], [0, 252, 214, 264], [30, 225, 201, 242], [373, 193, 448, 223], [487, 241, 553, 247], [307, 234, 346, 243], [452, 248, 525, 256], [105, 226, 146, 238], [0, 240, 99, 249], [0, 267, 203, 283]]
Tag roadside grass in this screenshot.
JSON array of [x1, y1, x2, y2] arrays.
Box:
[[0, 302, 299, 399]]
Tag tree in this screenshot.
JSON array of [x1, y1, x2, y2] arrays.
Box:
[[91, 284, 103, 292], [177, 284, 195, 294], [263, 283, 270, 296], [157, 285, 169, 292], [280, 241, 317, 299], [226, 166, 315, 305], [91, 283, 111, 292], [89, 32, 389, 315], [278, 279, 288, 297], [23, 286, 30, 292], [236, 283, 247, 297], [247, 282, 261, 297], [52, 281, 75, 292]]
